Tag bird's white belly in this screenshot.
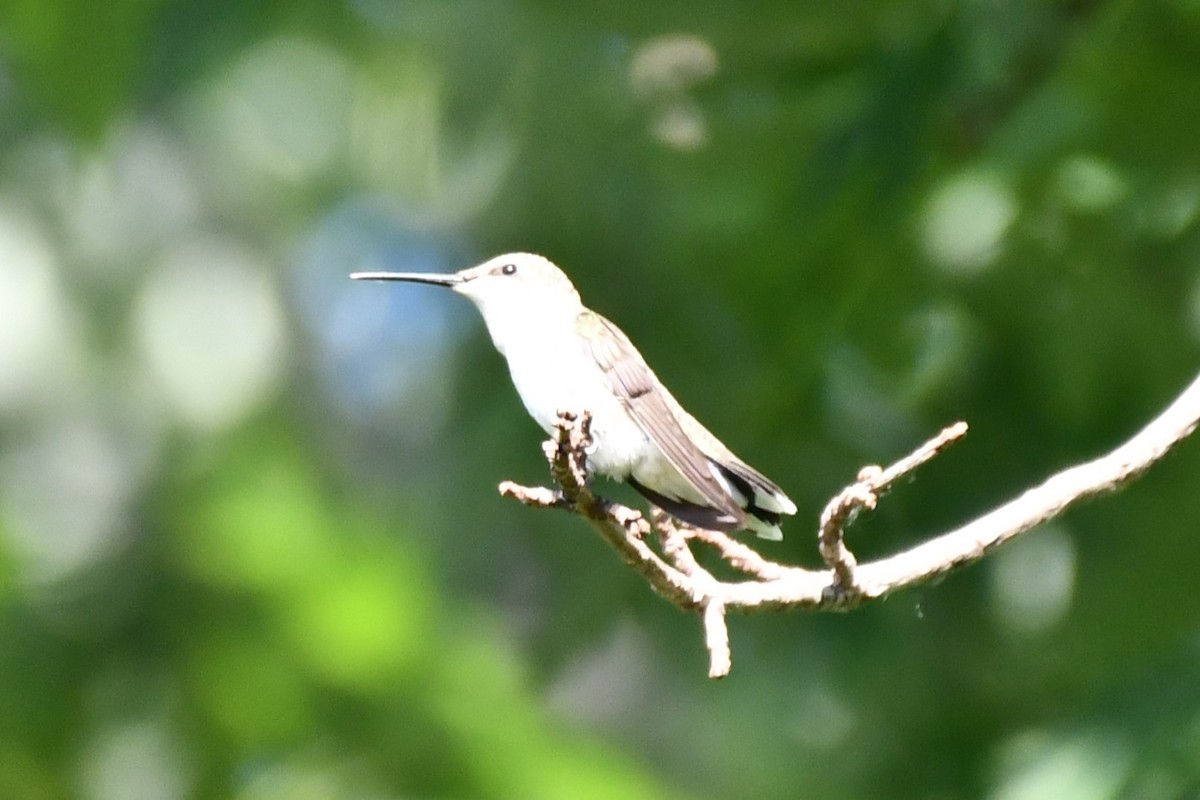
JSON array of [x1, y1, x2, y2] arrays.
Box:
[[489, 321, 711, 507], [502, 341, 651, 479]]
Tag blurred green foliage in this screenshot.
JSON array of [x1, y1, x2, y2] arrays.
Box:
[[2, 1, 1200, 798]]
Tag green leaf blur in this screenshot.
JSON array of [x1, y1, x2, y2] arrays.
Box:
[[1, 1, 1199, 798]]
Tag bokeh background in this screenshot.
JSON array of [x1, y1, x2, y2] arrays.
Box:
[[3, 2, 1200, 798]]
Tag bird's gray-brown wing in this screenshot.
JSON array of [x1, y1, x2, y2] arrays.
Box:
[[578, 310, 745, 525]]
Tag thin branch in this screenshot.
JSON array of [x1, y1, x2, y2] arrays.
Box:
[[818, 421, 969, 596], [702, 600, 731, 679], [502, 412, 700, 609], [499, 373, 1200, 677], [684, 527, 792, 581]]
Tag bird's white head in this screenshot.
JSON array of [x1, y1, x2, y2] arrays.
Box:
[[351, 252, 583, 356], [452, 252, 580, 317]]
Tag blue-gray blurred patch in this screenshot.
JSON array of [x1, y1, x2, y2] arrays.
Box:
[[291, 198, 475, 433]]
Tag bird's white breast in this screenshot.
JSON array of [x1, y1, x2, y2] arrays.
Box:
[[470, 293, 705, 502], [477, 305, 649, 479], [502, 330, 653, 478], [502, 336, 712, 511]]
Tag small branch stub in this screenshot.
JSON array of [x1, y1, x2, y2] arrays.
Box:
[[817, 421, 969, 600], [498, 375, 1200, 677]]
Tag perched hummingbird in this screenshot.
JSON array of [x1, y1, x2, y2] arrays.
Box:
[[352, 253, 796, 539]]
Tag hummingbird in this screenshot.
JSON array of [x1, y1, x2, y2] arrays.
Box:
[[352, 253, 796, 539]]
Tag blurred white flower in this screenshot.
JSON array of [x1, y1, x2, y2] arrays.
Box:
[[133, 239, 287, 430]]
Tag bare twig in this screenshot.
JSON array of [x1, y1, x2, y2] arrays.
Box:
[[648, 512, 734, 676], [702, 600, 731, 679], [818, 421, 969, 596], [499, 373, 1200, 677], [685, 527, 792, 581]]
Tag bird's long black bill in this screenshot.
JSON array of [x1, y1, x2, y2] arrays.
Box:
[[350, 271, 462, 287]]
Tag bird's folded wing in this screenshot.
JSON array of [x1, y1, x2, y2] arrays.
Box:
[[717, 456, 797, 516], [579, 311, 745, 523]]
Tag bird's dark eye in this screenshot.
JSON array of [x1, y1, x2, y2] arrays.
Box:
[[501, 263, 517, 276]]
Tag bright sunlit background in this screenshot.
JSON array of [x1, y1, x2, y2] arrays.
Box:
[[2, 2, 1200, 799]]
